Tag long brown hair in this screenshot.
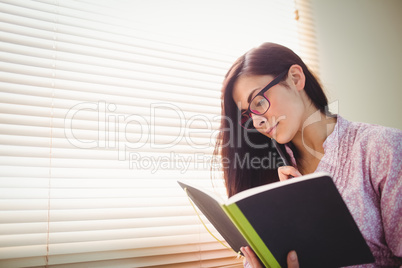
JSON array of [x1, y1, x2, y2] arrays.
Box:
[[214, 43, 328, 197]]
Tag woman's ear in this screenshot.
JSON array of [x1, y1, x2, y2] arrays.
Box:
[[288, 64, 305, 91]]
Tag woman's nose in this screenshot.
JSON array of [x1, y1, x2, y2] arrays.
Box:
[[252, 114, 267, 128]]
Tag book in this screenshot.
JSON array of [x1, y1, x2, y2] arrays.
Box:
[[178, 172, 374, 268]]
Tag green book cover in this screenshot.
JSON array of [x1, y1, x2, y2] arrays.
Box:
[[178, 172, 374, 267], [221, 203, 280, 268]]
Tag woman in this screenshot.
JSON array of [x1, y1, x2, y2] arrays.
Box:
[[214, 43, 401, 267]]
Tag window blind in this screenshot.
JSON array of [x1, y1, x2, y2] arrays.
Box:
[[0, 0, 317, 267]]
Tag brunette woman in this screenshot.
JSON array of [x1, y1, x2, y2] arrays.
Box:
[[215, 43, 402, 267]]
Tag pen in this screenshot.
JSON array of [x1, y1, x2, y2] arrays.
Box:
[[272, 139, 295, 179], [272, 139, 290, 166]]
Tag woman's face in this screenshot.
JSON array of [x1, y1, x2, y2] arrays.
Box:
[[232, 68, 307, 144]]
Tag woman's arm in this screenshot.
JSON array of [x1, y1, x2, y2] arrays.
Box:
[[367, 127, 402, 258]]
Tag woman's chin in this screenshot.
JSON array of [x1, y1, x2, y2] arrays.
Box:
[[272, 134, 291, 145]]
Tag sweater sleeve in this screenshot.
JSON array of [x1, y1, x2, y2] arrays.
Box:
[[243, 260, 252, 268], [368, 127, 402, 257]]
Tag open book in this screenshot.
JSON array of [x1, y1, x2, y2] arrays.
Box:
[[178, 172, 374, 268]]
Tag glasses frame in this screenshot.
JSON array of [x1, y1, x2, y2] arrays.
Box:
[[239, 69, 289, 129]]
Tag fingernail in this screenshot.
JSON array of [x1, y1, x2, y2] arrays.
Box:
[[289, 251, 297, 261]]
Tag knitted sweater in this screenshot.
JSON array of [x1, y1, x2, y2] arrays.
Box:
[[289, 115, 401, 267], [244, 116, 401, 267]]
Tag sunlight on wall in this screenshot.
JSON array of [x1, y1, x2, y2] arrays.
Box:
[[82, 0, 300, 58]]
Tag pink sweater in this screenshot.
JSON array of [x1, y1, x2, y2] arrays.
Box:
[[245, 116, 401, 268], [287, 115, 402, 267]]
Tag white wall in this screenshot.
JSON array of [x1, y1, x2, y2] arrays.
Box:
[[310, 0, 402, 129]]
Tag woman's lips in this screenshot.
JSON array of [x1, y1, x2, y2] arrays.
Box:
[[266, 122, 278, 136]]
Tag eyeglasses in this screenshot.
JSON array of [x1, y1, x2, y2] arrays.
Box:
[[239, 69, 288, 129]]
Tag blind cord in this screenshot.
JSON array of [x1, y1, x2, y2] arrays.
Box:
[[184, 187, 242, 259], [46, 1, 59, 266]]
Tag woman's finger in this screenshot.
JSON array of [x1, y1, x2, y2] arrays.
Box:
[[278, 166, 302, 181], [240, 246, 263, 268], [287, 251, 299, 268]]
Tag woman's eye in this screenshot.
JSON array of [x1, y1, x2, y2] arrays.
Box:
[[256, 99, 264, 107]]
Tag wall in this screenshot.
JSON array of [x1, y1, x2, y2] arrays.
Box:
[[310, 0, 402, 129]]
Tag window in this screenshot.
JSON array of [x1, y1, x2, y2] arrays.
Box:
[[0, 0, 317, 267]]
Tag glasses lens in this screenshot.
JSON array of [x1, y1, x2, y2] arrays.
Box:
[[250, 96, 269, 115]]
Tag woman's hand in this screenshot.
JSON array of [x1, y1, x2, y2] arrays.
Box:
[[241, 246, 262, 268], [278, 166, 302, 181], [241, 246, 299, 268]]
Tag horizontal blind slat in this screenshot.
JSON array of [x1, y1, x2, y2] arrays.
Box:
[[0, 50, 225, 90], [0, 1, 236, 64], [0, 62, 223, 101], [0, 0, 315, 266]]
